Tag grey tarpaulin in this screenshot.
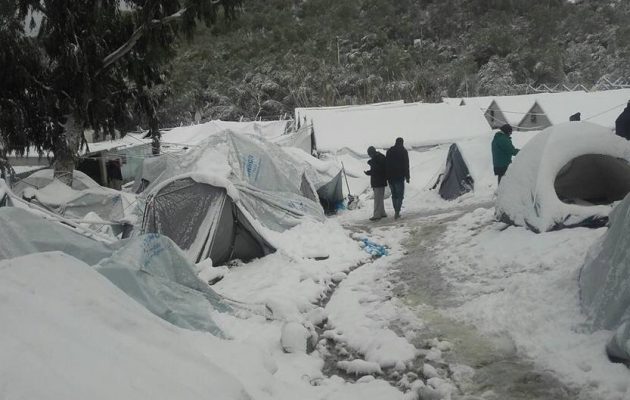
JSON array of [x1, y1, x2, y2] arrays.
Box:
[[96, 234, 230, 336], [436, 143, 474, 200], [579, 192, 630, 363]]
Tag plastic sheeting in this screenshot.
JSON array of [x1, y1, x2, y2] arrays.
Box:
[[580, 193, 630, 362], [21, 179, 137, 223], [0, 207, 114, 264], [96, 234, 230, 336], [11, 169, 100, 197]]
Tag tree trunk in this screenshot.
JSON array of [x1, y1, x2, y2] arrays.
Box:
[[53, 115, 83, 187]]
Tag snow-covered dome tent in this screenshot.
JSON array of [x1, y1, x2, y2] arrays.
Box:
[[496, 122, 630, 232], [11, 168, 100, 197], [579, 193, 630, 363], [141, 131, 325, 265]]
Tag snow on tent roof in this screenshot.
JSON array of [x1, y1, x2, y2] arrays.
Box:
[[460, 96, 495, 111], [0, 252, 250, 399], [310, 102, 491, 153], [491, 94, 541, 126], [86, 120, 290, 153], [496, 122, 630, 232], [579, 192, 630, 363], [441, 98, 464, 106], [517, 91, 625, 126], [295, 100, 405, 122], [11, 168, 100, 196], [0, 207, 114, 264]]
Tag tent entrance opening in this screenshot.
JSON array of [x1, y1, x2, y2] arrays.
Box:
[[554, 154, 630, 205]]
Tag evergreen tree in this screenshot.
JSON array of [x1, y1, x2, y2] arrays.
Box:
[[0, 0, 240, 185]]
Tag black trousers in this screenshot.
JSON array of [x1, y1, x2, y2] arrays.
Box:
[[494, 166, 508, 183]]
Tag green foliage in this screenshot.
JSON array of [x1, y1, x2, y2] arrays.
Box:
[[161, 0, 630, 125]]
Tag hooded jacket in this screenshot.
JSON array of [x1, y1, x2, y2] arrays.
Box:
[[366, 152, 387, 188], [491, 131, 519, 169]]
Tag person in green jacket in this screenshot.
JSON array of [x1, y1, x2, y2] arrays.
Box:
[[491, 124, 519, 183]]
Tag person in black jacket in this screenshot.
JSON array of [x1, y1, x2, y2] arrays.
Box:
[[615, 101, 630, 140], [385, 137, 410, 219], [364, 146, 388, 221]]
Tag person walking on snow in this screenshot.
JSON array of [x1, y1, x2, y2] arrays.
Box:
[[364, 146, 388, 221], [491, 124, 519, 184], [615, 101, 630, 140], [386, 137, 410, 219]]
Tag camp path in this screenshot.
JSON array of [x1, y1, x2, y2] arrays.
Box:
[[337, 204, 581, 400]]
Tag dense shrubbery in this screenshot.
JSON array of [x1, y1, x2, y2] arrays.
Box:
[[158, 0, 630, 126]]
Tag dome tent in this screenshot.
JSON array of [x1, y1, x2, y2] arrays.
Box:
[[579, 193, 630, 363], [141, 131, 325, 264], [496, 122, 630, 232]]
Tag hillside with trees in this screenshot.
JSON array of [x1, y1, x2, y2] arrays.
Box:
[[159, 0, 630, 125]]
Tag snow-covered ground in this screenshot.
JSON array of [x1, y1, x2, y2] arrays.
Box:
[[3, 122, 630, 400]]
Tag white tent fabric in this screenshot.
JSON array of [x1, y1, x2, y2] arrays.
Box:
[[579, 193, 630, 362], [305, 102, 491, 153], [295, 100, 405, 123], [528, 89, 630, 128], [496, 122, 630, 232]]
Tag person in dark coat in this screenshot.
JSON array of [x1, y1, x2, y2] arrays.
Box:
[[615, 101, 630, 140], [385, 137, 410, 219], [364, 146, 388, 221], [106, 158, 123, 190], [491, 124, 519, 184]]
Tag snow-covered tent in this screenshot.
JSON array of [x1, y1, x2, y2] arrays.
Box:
[[306, 102, 491, 153], [96, 234, 230, 335], [435, 144, 474, 200], [141, 131, 325, 264], [0, 206, 230, 335], [0, 207, 114, 264], [283, 147, 344, 213], [19, 179, 137, 223], [579, 192, 630, 363], [143, 175, 276, 265], [496, 122, 630, 232], [11, 168, 100, 197], [486, 94, 539, 130], [295, 100, 405, 125]]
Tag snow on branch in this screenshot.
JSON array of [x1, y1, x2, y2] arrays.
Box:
[[98, 7, 188, 74]]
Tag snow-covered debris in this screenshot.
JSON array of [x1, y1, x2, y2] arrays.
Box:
[[337, 359, 383, 376], [496, 122, 630, 232], [0, 252, 251, 400], [281, 322, 309, 353]]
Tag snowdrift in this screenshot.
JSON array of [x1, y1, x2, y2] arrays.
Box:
[[0, 252, 251, 400], [496, 122, 630, 232], [579, 193, 630, 363]]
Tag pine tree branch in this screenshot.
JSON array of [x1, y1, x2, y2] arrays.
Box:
[[97, 7, 188, 75]]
